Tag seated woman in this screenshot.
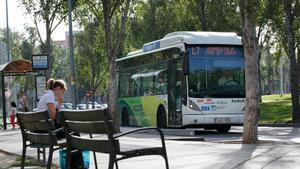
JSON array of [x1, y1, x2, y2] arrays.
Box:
[[36, 78, 67, 121], [36, 78, 67, 138]]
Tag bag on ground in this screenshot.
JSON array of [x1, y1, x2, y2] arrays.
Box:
[[59, 149, 90, 169]]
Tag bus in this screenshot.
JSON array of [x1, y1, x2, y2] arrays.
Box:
[[116, 31, 245, 133]]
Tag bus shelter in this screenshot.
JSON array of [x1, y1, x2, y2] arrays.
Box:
[[0, 59, 33, 130]]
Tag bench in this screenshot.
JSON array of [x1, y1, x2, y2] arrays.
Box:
[[17, 111, 66, 169], [61, 108, 169, 169]]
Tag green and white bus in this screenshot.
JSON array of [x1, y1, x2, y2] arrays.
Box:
[[117, 31, 245, 133]]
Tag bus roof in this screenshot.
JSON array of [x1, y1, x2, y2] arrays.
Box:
[[117, 31, 242, 62], [163, 31, 242, 45]]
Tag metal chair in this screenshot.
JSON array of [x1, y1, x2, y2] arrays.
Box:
[[17, 111, 66, 169], [61, 108, 169, 169]]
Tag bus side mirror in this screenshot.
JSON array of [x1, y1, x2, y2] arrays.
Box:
[[182, 51, 189, 75]]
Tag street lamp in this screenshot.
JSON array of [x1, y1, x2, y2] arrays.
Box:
[[68, 0, 77, 108], [5, 0, 10, 62]]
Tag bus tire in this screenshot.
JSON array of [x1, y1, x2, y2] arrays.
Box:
[[157, 107, 167, 128], [121, 108, 129, 127], [216, 125, 231, 134]]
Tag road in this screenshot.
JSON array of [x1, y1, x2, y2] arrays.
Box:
[[1, 126, 300, 169]]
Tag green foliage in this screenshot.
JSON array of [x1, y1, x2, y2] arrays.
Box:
[[74, 19, 108, 96], [19, 0, 68, 22], [0, 29, 23, 60], [126, 0, 241, 52], [51, 43, 70, 79], [260, 94, 292, 123]]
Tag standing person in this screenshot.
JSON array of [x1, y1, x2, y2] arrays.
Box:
[[158, 77, 167, 94], [17, 91, 29, 112], [10, 101, 17, 129], [36, 78, 67, 121]]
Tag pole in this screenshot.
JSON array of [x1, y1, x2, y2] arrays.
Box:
[[5, 0, 10, 62], [2, 75, 7, 130], [68, 0, 77, 108]]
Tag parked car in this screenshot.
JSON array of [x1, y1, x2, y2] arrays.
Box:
[[61, 103, 73, 109], [76, 102, 106, 110], [76, 104, 89, 110]]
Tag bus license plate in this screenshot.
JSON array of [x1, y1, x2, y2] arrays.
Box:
[[215, 118, 230, 123]]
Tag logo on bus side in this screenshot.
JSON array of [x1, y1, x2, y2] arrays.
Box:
[[231, 99, 245, 103], [133, 105, 143, 112], [211, 105, 226, 111], [197, 98, 215, 104], [201, 105, 210, 111], [197, 98, 228, 105]]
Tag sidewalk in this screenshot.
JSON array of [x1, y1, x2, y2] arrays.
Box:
[[1, 126, 300, 169]]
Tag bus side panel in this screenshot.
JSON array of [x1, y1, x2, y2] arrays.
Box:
[[118, 96, 165, 127], [141, 95, 167, 126], [118, 97, 144, 126]]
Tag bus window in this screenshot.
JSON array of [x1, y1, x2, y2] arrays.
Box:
[[156, 73, 167, 94], [141, 75, 154, 96], [129, 76, 141, 97], [188, 46, 245, 98]]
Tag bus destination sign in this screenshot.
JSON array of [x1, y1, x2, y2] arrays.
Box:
[[143, 41, 160, 52], [191, 46, 243, 57]]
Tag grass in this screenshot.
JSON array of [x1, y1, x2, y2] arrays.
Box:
[[259, 94, 292, 124], [7, 156, 57, 169]]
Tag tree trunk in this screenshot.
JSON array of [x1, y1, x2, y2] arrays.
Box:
[[101, 0, 131, 131], [46, 19, 52, 78], [283, 0, 300, 123], [102, 3, 117, 123], [196, 0, 208, 31], [240, 0, 260, 144], [108, 57, 118, 121], [91, 59, 95, 109]]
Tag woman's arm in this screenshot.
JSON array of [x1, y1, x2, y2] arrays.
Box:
[[47, 103, 57, 120], [56, 92, 63, 112]]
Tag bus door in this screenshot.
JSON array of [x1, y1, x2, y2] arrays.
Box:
[[168, 59, 182, 126]]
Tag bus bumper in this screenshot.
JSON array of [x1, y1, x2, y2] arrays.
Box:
[[182, 114, 244, 125]]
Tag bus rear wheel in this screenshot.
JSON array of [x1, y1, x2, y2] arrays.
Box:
[[216, 125, 231, 134], [121, 108, 129, 127], [157, 107, 167, 128]]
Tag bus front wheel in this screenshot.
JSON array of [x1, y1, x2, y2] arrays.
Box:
[[216, 125, 231, 134], [121, 108, 129, 126], [157, 107, 167, 128]]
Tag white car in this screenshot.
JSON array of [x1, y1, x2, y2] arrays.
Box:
[[61, 103, 73, 109]]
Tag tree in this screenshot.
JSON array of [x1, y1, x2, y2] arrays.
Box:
[[283, 0, 300, 123], [84, 0, 132, 125], [240, 0, 260, 143], [19, 0, 70, 77], [126, 0, 241, 51], [193, 0, 241, 32], [75, 20, 108, 108]]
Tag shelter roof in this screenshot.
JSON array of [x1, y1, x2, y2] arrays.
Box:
[[0, 59, 32, 74]]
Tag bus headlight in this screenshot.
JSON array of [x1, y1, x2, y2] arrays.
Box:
[[189, 99, 201, 111]]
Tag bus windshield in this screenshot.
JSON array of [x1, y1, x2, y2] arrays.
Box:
[[188, 45, 245, 98]]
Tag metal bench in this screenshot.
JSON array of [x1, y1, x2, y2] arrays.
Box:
[[61, 108, 169, 169], [17, 111, 66, 169]]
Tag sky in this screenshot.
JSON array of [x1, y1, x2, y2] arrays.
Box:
[[0, 0, 70, 41]]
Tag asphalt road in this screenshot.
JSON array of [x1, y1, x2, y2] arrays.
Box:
[[1, 126, 300, 169]]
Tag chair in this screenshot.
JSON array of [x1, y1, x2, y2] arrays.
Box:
[[17, 111, 66, 169], [61, 108, 169, 169]]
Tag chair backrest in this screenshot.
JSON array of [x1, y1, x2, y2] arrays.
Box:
[[60, 108, 118, 153], [17, 111, 57, 145]]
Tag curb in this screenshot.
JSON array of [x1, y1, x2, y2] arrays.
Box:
[[258, 123, 300, 127], [0, 149, 19, 156]]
